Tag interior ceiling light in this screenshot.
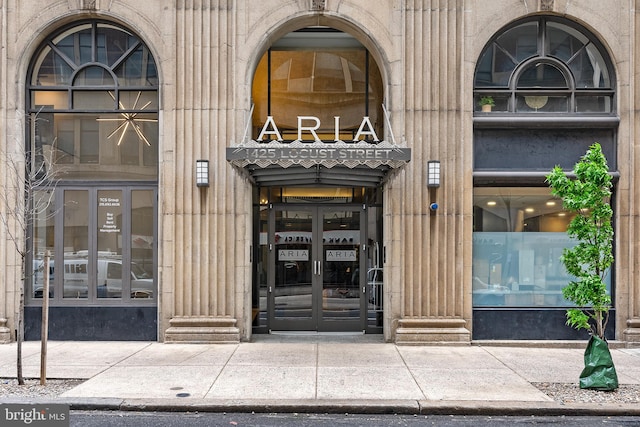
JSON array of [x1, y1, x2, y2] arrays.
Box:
[[97, 91, 157, 146]]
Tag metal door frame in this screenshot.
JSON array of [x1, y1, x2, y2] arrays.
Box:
[[267, 204, 366, 332]]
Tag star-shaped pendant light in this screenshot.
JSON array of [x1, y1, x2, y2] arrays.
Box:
[[96, 91, 157, 146]]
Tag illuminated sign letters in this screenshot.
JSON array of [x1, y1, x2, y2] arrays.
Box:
[[257, 115, 379, 142]]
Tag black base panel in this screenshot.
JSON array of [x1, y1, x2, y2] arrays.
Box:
[[24, 306, 157, 341], [472, 309, 616, 340]]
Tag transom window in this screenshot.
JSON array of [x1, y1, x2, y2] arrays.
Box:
[[474, 17, 614, 114]]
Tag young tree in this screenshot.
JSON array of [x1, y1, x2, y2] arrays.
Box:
[[0, 111, 59, 385], [546, 142, 617, 390]]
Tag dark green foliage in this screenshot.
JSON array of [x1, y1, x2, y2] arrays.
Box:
[[546, 143, 613, 339]]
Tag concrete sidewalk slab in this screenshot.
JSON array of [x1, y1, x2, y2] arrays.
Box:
[[317, 366, 425, 400], [62, 365, 223, 399], [206, 366, 317, 399]]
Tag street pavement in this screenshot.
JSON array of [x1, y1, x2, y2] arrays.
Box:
[[1, 334, 639, 415]]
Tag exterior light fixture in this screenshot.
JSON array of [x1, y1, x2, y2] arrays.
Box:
[[427, 160, 440, 188], [196, 160, 209, 187]]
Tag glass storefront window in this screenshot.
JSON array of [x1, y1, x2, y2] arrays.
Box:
[[26, 21, 158, 311], [32, 190, 56, 298], [63, 190, 89, 299], [472, 188, 611, 307], [97, 190, 123, 298], [131, 190, 155, 299]]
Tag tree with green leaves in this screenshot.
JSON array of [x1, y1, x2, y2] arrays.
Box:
[[546, 142, 613, 339], [547, 142, 618, 391]]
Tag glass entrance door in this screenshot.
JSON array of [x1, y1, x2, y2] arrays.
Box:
[[269, 205, 364, 332]]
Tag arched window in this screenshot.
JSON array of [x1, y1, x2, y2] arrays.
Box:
[[474, 17, 614, 114], [28, 21, 159, 180], [26, 21, 159, 335], [471, 17, 617, 340]]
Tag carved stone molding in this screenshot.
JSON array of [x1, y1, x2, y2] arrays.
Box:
[[539, 0, 554, 11], [311, 0, 326, 11]]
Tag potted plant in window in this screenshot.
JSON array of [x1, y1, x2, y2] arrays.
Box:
[[546, 142, 618, 391], [478, 96, 495, 112]]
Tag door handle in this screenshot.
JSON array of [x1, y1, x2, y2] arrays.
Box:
[[313, 260, 321, 276]]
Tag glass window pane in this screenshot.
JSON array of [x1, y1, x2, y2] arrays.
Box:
[[32, 91, 69, 110], [32, 190, 56, 299], [97, 190, 123, 298], [568, 44, 610, 88], [496, 22, 538, 62], [33, 47, 74, 86], [96, 25, 135, 67], [40, 113, 158, 180], [576, 95, 612, 113], [114, 45, 158, 86], [73, 66, 115, 86], [472, 188, 611, 308], [515, 95, 568, 112], [79, 119, 99, 163], [546, 22, 588, 62], [73, 91, 117, 110], [517, 63, 567, 88], [131, 190, 155, 299], [119, 91, 158, 111], [63, 190, 89, 299]]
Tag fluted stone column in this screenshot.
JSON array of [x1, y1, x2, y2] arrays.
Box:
[[163, 0, 242, 343], [393, 1, 471, 344], [622, 0, 640, 346]]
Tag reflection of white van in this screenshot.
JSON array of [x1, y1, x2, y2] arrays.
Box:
[[34, 256, 154, 298]]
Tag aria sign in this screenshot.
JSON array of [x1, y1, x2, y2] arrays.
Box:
[[226, 114, 411, 175], [257, 115, 379, 142]]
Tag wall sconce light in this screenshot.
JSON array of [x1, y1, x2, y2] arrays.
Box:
[[196, 160, 209, 187], [427, 160, 440, 188]]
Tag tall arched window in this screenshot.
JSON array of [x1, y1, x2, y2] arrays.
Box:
[[25, 21, 159, 340], [471, 17, 617, 340]]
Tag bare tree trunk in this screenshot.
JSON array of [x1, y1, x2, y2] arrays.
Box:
[[40, 251, 50, 385], [17, 293, 24, 385]]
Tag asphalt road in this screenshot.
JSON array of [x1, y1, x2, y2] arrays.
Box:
[[69, 411, 640, 427]]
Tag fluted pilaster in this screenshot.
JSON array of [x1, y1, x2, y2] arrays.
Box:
[[395, 0, 470, 344]]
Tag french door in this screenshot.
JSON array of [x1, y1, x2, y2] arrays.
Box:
[[268, 205, 365, 332]]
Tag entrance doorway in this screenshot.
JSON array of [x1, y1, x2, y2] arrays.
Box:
[[252, 187, 384, 334], [269, 205, 365, 332]]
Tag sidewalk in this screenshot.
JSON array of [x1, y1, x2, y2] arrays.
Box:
[[1, 335, 639, 415]]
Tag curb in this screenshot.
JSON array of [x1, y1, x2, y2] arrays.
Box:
[[6, 398, 639, 416]]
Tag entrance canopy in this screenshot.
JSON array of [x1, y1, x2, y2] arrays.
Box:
[[226, 139, 411, 186]]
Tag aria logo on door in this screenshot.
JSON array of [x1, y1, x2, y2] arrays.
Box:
[[279, 249, 309, 261], [326, 250, 357, 261]]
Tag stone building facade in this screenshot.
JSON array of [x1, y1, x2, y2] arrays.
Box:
[[0, 0, 638, 346]]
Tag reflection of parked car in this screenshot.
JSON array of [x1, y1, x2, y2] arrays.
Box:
[[33, 256, 154, 298], [367, 268, 383, 309]]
